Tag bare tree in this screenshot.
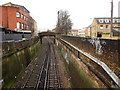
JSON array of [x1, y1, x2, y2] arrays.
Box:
[[56, 10, 72, 34]]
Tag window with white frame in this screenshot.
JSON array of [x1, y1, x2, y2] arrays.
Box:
[[17, 22, 21, 29], [0, 24, 2, 28], [106, 25, 109, 29], [27, 17, 29, 21], [24, 16, 26, 20], [27, 25, 29, 30], [105, 19, 110, 23], [21, 14, 23, 19], [24, 24, 26, 30], [99, 19, 104, 23], [22, 23, 24, 29], [100, 25, 103, 29], [16, 12, 20, 17]]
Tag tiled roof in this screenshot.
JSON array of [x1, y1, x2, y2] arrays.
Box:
[[71, 29, 79, 32]]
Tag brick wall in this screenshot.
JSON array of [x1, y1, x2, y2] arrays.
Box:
[[0, 6, 32, 30]]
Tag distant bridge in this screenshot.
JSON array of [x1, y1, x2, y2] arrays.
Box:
[[38, 31, 56, 44], [38, 31, 56, 37]]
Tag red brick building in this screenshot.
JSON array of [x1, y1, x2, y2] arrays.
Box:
[[0, 2, 36, 32], [70, 29, 80, 36]]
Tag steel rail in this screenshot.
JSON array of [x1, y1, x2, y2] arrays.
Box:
[[51, 42, 61, 88], [43, 53, 50, 89], [35, 49, 48, 89], [22, 58, 38, 89]]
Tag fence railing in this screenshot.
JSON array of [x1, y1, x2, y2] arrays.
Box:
[[57, 38, 120, 87]]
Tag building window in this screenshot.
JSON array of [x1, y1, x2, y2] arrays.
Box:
[[22, 23, 24, 29], [0, 24, 2, 28], [106, 25, 109, 29], [17, 22, 21, 29], [26, 17, 28, 21], [25, 24, 26, 30], [97, 32, 102, 38], [21, 14, 23, 19], [100, 25, 103, 29], [27, 18, 29, 21], [105, 19, 110, 23], [27, 25, 29, 30], [99, 19, 104, 23], [16, 12, 20, 17], [24, 16, 26, 20]]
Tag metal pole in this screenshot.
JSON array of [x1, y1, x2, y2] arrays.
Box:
[[110, 0, 113, 38], [58, 11, 59, 27], [78, 51, 80, 59]]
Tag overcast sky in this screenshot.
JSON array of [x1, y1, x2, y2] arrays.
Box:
[[0, 0, 119, 31]]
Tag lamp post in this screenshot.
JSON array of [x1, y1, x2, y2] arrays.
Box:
[[110, 0, 113, 38]]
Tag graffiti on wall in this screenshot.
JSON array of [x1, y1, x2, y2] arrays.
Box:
[[82, 38, 106, 55], [64, 52, 69, 64], [56, 41, 69, 64]]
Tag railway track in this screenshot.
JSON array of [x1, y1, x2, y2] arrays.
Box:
[[46, 41, 61, 89], [35, 42, 50, 89], [21, 48, 48, 89], [20, 38, 61, 89]]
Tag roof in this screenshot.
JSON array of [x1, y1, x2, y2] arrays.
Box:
[[94, 17, 120, 24], [71, 29, 79, 32], [2, 2, 30, 14]]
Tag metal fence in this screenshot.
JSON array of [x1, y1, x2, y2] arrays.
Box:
[[56, 38, 120, 87]]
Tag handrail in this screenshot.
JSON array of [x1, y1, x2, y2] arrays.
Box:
[[60, 38, 120, 87]]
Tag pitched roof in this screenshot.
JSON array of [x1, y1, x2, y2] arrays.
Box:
[[71, 29, 79, 32], [2, 2, 30, 14], [94, 17, 120, 24]]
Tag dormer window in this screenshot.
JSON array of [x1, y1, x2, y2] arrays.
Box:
[[99, 19, 104, 23], [105, 19, 110, 23]]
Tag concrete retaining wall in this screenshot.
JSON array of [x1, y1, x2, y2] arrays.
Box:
[[61, 36, 120, 78], [1, 37, 40, 88]]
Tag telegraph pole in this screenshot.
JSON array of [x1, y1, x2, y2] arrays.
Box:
[[110, 0, 113, 38], [57, 11, 60, 27]]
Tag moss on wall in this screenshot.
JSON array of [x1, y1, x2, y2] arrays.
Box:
[[57, 41, 95, 88], [62, 36, 120, 78], [2, 37, 41, 88]]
